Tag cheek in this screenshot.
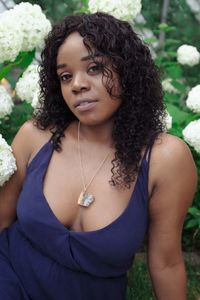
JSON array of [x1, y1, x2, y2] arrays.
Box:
[[105, 99, 122, 117], [61, 85, 70, 102], [60, 87, 73, 110]]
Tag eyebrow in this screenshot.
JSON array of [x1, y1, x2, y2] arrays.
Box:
[[56, 53, 103, 70]]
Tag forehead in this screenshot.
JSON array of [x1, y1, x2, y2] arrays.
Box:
[[57, 32, 90, 63]]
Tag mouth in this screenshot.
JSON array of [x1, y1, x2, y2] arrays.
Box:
[[74, 99, 97, 108], [74, 99, 97, 111], [74, 99, 98, 108]]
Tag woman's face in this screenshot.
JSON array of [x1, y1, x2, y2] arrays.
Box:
[[56, 32, 122, 126]]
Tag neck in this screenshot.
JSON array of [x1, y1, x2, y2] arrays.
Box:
[[78, 120, 114, 147]]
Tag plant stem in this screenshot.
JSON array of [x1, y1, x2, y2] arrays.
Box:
[[158, 0, 171, 49]]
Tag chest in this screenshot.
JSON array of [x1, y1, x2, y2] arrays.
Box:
[[42, 147, 136, 232], [17, 141, 150, 266]]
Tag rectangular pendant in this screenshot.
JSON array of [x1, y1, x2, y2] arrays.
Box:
[[78, 191, 95, 207]]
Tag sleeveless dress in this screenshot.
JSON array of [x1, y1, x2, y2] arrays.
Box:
[[0, 137, 155, 300]]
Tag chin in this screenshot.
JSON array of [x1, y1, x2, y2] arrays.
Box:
[[77, 116, 114, 127]]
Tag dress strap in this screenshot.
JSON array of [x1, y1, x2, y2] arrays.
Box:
[[143, 132, 159, 165]]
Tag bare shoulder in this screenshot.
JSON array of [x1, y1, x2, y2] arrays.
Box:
[[152, 132, 194, 161], [12, 119, 52, 167], [149, 132, 197, 213], [150, 132, 197, 182], [0, 120, 52, 229]]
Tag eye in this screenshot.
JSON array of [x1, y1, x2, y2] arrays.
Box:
[[58, 73, 72, 82], [88, 63, 103, 74]]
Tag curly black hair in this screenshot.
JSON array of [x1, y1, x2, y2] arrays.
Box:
[[33, 12, 166, 189]]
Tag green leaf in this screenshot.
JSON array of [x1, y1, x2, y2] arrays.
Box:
[[144, 37, 158, 44], [167, 51, 177, 58], [166, 103, 191, 125], [171, 80, 187, 93], [0, 64, 14, 80], [165, 39, 180, 47], [185, 219, 200, 229], [165, 64, 183, 79], [158, 23, 176, 32], [0, 50, 35, 80], [158, 23, 169, 30], [17, 50, 35, 68], [164, 93, 180, 105], [82, 0, 88, 6], [188, 207, 200, 215]]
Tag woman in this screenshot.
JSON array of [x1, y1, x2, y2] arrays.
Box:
[[0, 12, 197, 300]]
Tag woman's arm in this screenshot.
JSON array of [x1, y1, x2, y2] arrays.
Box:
[[147, 134, 197, 300], [0, 121, 40, 231]]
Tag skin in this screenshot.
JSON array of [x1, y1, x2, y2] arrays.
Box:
[[56, 32, 122, 127], [0, 32, 197, 299]]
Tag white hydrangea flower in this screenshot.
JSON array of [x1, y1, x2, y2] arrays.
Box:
[[0, 10, 23, 63], [31, 89, 41, 109], [88, 0, 142, 21], [182, 119, 200, 153], [0, 3, 51, 63], [163, 111, 172, 131], [16, 64, 40, 104], [177, 44, 200, 66], [0, 85, 14, 118], [12, 2, 52, 51], [186, 84, 200, 113], [162, 78, 179, 94], [0, 134, 17, 186]]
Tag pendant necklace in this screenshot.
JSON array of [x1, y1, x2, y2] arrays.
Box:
[[77, 121, 111, 207]]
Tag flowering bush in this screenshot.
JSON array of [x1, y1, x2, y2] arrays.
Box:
[[0, 2, 51, 63], [186, 84, 200, 113], [31, 90, 40, 110], [0, 86, 14, 118], [0, 134, 17, 187], [162, 78, 179, 94], [13, 2, 52, 52], [16, 64, 40, 104], [183, 120, 200, 153], [177, 44, 200, 67], [0, 11, 23, 63], [0, 3, 51, 186], [88, 0, 142, 21], [163, 111, 172, 130], [151, 22, 200, 248]]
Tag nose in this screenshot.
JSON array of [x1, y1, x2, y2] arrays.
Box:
[[72, 72, 90, 94]]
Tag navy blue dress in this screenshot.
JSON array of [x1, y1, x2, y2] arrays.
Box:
[[0, 137, 154, 300]]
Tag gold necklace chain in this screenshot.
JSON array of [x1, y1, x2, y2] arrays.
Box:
[[77, 121, 111, 207]]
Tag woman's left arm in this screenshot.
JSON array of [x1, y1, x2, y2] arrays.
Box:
[[147, 134, 198, 300]]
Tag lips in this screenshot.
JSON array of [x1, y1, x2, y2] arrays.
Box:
[[74, 99, 97, 108]]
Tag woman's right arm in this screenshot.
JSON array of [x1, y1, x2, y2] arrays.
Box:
[[0, 121, 35, 231]]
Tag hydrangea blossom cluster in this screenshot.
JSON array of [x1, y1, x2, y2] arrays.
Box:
[[182, 119, 200, 153], [163, 111, 172, 131], [186, 84, 200, 113], [13, 2, 52, 52], [31, 90, 40, 110], [0, 86, 14, 118], [0, 2, 51, 63], [16, 64, 40, 104], [162, 78, 179, 94], [0, 134, 17, 187], [88, 0, 142, 21], [177, 44, 200, 67], [0, 11, 23, 63]]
